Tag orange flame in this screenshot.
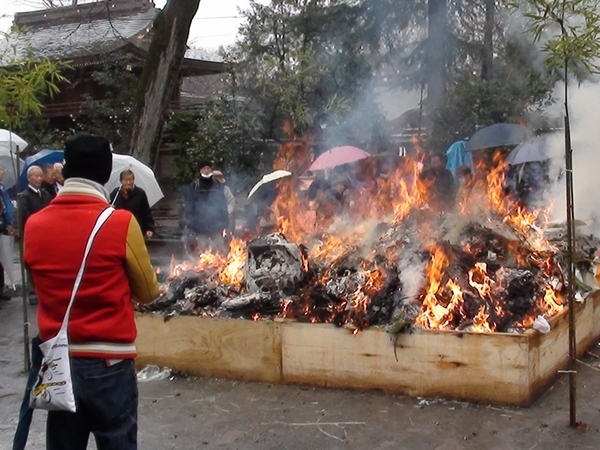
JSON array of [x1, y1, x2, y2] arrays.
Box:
[[468, 262, 493, 299], [415, 245, 456, 329], [169, 237, 247, 288], [541, 285, 565, 316], [164, 141, 566, 334], [471, 305, 494, 332]]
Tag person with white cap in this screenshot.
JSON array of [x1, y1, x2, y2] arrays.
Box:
[[182, 160, 230, 253]]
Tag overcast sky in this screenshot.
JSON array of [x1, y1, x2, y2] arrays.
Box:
[[0, 0, 260, 49]]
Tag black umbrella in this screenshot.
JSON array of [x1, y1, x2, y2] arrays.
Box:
[[466, 124, 533, 152]]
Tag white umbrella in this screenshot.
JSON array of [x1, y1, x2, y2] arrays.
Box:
[[0, 152, 24, 189], [248, 170, 292, 199], [106, 154, 164, 207], [0, 129, 28, 153], [505, 135, 555, 165]]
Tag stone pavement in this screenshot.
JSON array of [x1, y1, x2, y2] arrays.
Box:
[[2, 296, 600, 449]]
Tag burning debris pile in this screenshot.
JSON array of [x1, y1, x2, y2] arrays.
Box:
[[141, 148, 600, 334]]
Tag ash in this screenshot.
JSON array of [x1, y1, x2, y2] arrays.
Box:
[[139, 212, 599, 334]]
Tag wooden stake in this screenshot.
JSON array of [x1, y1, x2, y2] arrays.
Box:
[[14, 146, 30, 372], [563, 60, 577, 428]]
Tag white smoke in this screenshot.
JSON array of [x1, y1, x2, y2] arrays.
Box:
[[398, 257, 427, 303], [546, 78, 600, 233]]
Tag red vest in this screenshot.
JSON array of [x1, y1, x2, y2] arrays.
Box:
[[25, 194, 139, 358]]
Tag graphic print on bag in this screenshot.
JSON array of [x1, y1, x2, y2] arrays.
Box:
[[32, 357, 67, 404]]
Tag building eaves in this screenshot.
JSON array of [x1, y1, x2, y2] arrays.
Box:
[[3, 8, 157, 63]]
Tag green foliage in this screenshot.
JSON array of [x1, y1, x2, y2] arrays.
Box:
[[165, 98, 274, 190], [229, 0, 390, 145], [163, 0, 400, 186], [0, 28, 67, 129], [12, 116, 64, 153], [368, 0, 558, 150], [430, 39, 558, 148], [75, 57, 138, 151], [520, 0, 600, 77]]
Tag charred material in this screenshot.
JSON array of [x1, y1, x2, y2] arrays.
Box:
[[140, 216, 579, 334], [245, 233, 306, 294], [139, 272, 203, 313]]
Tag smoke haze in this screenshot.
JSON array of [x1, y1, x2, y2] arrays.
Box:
[[546, 79, 600, 233]]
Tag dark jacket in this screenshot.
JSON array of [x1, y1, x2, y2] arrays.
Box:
[[420, 167, 456, 211], [0, 183, 15, 232], [110, 186, 155, 234], [41, 181, 58, 200], [19, 186, 52, 227], [183, 178, 229, 235]]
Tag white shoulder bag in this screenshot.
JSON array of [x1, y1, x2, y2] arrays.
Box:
[[30, 207, 114, 412]]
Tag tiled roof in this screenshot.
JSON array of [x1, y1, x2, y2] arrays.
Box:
[[184, 47, 223, 64], [0, 0, 222, 65], [4, 2, 155, 62]]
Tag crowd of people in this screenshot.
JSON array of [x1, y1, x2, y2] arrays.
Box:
[[0, 154, 162, 304], [0, 147, 552, 303]]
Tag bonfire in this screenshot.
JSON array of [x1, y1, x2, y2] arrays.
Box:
[[141, 143, 599, 335]]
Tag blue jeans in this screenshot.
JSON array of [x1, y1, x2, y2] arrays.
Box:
[[13, 336, 43, 450], [46, 358, 138, 450]]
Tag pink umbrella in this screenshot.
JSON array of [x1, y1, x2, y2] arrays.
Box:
[[309, 146, 370, 171]]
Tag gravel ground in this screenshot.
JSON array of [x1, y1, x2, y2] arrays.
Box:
[[2, 296, 600, 449]]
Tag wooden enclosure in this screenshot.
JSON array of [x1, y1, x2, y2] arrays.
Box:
[[136, 292, 600, 406]]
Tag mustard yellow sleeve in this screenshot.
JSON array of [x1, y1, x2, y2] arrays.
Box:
[[125, 217, 159, 304]]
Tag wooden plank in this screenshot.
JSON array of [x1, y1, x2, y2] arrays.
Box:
[[134, 292, 600, 406], [281, 323, 531, 406], [135, 314, 282, 383], [527, 296, 599, 405], [590, 291, 600, 338]]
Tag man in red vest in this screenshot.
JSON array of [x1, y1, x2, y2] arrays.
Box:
[[24, 132, 159, 450]]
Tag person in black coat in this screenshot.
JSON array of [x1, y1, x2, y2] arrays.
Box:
[[40, 163, 58, 200], [110, 170, 155, 239], [182, 160, 229, 253], [20, 166, 52, 228], [419, 153, 456, 212], [19, 165, 52, 305]]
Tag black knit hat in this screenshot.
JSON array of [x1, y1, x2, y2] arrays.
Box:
[[63, 132, 113, 185], [197, 160, 213, 171]]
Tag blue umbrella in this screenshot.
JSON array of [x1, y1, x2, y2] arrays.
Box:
[[19, 149, 64, 189]]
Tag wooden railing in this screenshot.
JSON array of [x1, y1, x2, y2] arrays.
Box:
[[41, 100, 206, 118]]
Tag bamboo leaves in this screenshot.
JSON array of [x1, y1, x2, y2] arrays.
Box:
[[520, 0, 600, 77], [0, 29, 67, 128]]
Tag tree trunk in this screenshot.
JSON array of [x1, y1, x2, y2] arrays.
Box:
[[127, 0, 202, 165], [481, 0, 494, 80], [427, 0, 447, 103]]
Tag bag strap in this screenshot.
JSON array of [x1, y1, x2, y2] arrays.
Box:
[[59, 207, 115, 332]]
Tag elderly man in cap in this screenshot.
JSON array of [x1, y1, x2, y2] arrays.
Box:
[[21, 132, 159, 450], [182, 160, 231, 253]]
